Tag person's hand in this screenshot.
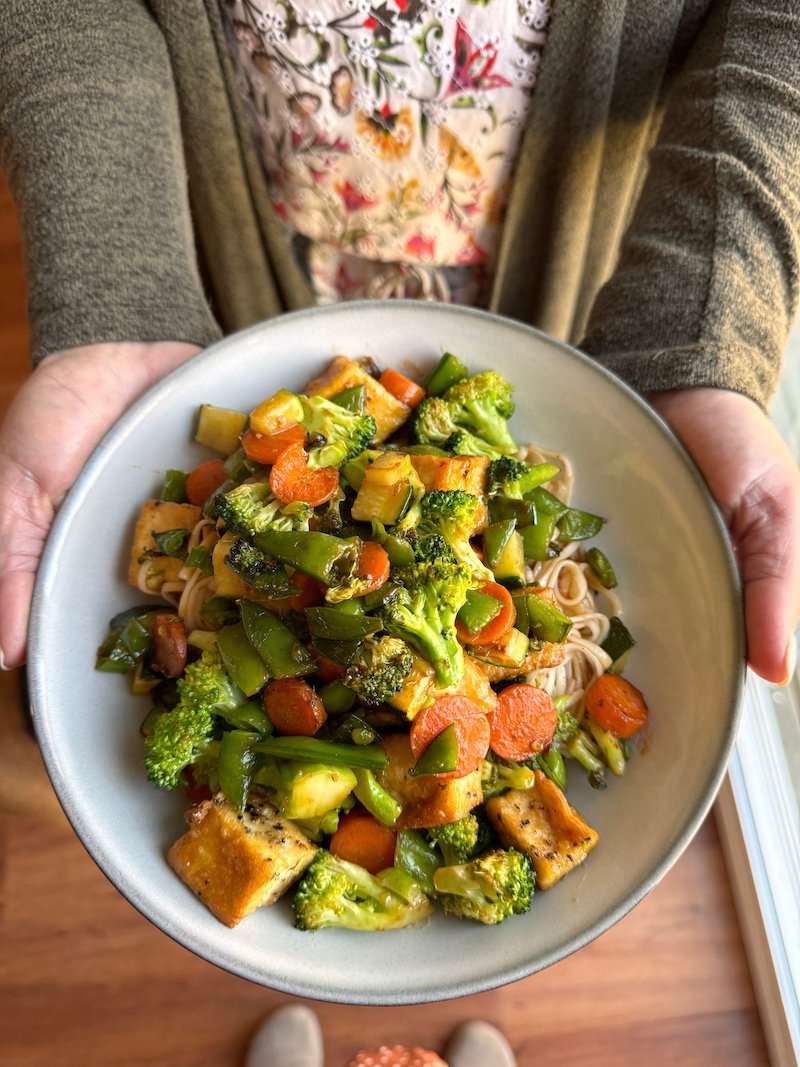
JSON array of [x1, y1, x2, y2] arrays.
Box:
[[0, 341, 202, 669], [649, 387, 800, 685]]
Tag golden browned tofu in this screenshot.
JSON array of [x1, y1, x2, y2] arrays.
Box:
[[168, 792, 318, 927], [128, 499, 203, 590], [377, 733, 483, 829], [305, 356, 410, 442], [476, 642, 567, 683], [485, 770, 599, 889], [388, 652, 497, 718]]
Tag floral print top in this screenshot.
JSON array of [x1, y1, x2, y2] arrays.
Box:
[[221, 0, 551, 304]]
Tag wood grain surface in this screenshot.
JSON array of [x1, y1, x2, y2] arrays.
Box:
[[0, 176, 769, 1067]]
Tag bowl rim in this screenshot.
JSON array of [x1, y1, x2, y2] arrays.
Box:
[[27, 300, 746, 1003]]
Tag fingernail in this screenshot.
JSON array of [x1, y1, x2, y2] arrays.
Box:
[[0, 646, 8, 671], [780, 633, 797, 686]]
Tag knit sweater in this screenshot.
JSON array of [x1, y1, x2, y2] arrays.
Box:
[[1, 0, 798, 410]]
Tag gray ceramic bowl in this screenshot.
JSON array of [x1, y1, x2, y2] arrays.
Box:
[[28, 302, 744, 1004]]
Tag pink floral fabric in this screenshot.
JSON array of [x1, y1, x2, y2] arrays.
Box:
[[221, 0, 551, 303]]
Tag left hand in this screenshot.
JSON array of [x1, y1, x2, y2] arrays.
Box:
[[649, 387, 800, 685]]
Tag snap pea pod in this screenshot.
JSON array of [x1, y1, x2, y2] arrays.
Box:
[[394, 829, 441, 895], [482, 518, 517, 569], [520, 515, 558, 562], [217, 622, 268, 696], [253, 529, 362, 590], [219, 729, 260, 811], [353, 768, 402, 825], [512, 592, 573, 643], [306, 606, 382, 641], [95, 613, 154, 673], [160, 469, 188, 503], [253, 736, 388, 770], [411, 723, 459, 777], [586, 547, 618, 589], [456, 589, 502, 636], [556, 507, 605, 542], [330, 383, 367, 413], [217, 700, 272, 734], [424, 351, 469, 396], [240, 600, 315, 678]]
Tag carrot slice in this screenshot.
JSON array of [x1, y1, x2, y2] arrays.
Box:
[[241, 424, 304, 465], [263, 678, 327, 736], [356, 541, 390, 594], [410, 695, 490, 779], [329, 809, 398, 874], [585, 673, 648, 738], [379, 368, 425, 409], [258, 570, 325, 616], [185, 458, 228, 507], [456, 581, 515, 646], [314, 652, 346, 683], [488, 683, 557, 762], [269, 440, 340, 506]]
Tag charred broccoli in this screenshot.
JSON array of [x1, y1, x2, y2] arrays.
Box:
[[225, 538, 294, 595], [292, 852, 433, 931], [343, 635, 415, 706], [432, 848, 534, 924], [144, 645, 245, 789]]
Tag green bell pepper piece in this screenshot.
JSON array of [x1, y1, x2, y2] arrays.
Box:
[[521, 594, 573, 643], [330, 383, 367, 413]]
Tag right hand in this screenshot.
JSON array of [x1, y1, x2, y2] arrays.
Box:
[[0, 341, 202, 669]]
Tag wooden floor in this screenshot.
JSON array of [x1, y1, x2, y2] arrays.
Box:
[[0, 176, 770, 1067]]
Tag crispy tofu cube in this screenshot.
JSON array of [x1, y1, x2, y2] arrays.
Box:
[[128, 499, 202, 590], [485, 770, 599, 889], [305, 356, 410, 442], [168, 791, 318, 927], [377, 733, 483, 829]]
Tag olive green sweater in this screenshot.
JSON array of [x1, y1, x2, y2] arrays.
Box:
[[1, 0, 799, 409]]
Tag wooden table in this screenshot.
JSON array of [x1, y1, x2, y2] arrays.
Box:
[[0, 177, 769, 1067]]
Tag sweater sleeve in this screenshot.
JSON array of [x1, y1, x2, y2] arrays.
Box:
[[0, 1, 222, 362], [580, 0, 800, 410]]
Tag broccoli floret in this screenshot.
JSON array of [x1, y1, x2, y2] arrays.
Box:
[[427, 812, 494, 866], [410, 396, 459, 448], [440, 371, 516, 453], [432, 848, 534, 924], [378, 557, 474, 688], [144, 645, 245, 789], [418, 490, 493, 582], [443, 429, 507, 461], [300, 394, 376, 470], [215, 481, 312, 537], [487, 457, 559, 500], [412, 532, 457, 564], [225, 538, 294, 595], [343, 635, 414, 706], [292, 852, 434, 931], [481, 757, 537, 799]]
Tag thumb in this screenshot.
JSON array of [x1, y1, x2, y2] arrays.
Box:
[[0, 456, 56, 668]]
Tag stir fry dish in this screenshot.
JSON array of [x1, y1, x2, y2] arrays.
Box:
[[96, 352, 649, 931]]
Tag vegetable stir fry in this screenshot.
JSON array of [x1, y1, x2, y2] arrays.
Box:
[[97, 353, 649, 930]]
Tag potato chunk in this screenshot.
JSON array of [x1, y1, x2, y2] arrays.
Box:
[[377, 733, 483, 829], [167, 791, 318, 926], [485, 770, 599, 889], [128, 499, 202, 591], [305, 355, 410, 442]]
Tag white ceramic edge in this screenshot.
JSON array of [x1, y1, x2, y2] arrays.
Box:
[[27, 301, 746, 1004]]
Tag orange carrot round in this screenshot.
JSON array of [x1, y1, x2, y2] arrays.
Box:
[[185, 458, 228, 507], [329, 809, 398, 874], [355, 541, 390, 594], [269, 440, 340, 507], [488, 683, 557, 762], [410, 695, 490, 779], [585, 673, 648, 738], [379, 368, 426, 409], [241, 424, 304, 465], [456, 581, 515, 646], [263, 678, 327, 736]]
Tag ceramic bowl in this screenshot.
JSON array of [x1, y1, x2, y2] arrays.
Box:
[[28, 302, 744, 1004]]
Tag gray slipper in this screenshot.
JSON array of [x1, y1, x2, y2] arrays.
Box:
[[442, 1020, 517, 1067], [245, 1004, 324, 1067]]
